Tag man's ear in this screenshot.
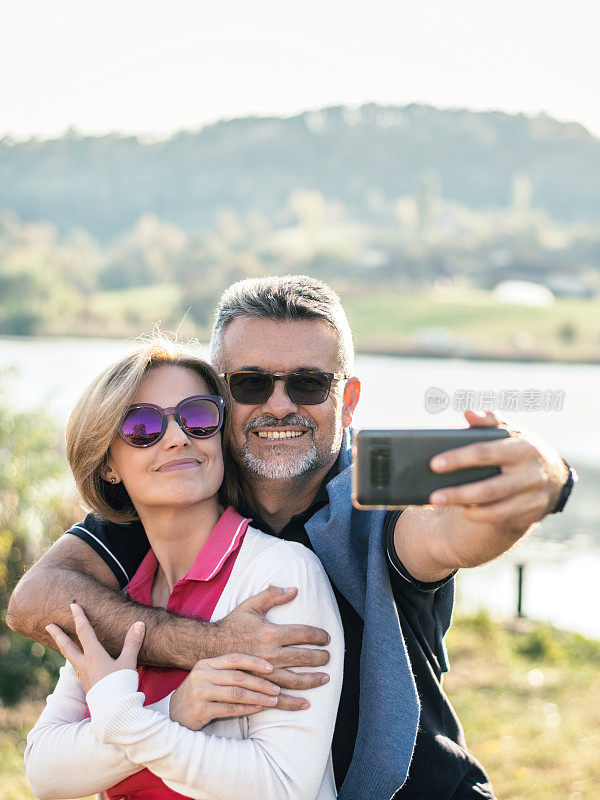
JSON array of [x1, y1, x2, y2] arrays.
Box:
[[342, 377, 361, 428]]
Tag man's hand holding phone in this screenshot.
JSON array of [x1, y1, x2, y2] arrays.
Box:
[[430, 410, 569, 528], [353, 410, 572, 583]]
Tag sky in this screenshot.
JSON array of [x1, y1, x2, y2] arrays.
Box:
[[2, 0, 600, 140]]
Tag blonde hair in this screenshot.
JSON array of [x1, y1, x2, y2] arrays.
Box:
[[66, 336, 241, 524]]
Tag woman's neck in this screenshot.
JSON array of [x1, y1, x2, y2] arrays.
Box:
[[137, 499, 223, 600]]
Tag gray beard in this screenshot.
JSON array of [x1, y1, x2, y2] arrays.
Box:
[[237, 414, 332, 480], [241, 439, 324, 479]]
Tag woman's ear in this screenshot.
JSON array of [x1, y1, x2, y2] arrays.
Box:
[[102, 464, 121, 485], [342, 377, 361, 428]]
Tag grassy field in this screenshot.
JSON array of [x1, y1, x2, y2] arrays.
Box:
[[0, 702, 61, 800], [343, 287, 600, 362], [444, 613, 600, 799], [87, 283, 187, 338], [2, 614, 599, 799], [67, 283, 600, 362]]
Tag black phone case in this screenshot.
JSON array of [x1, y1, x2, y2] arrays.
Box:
[[352, 428, 510, 508]]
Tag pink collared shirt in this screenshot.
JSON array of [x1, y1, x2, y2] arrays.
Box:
[[106, 506, 251, 800]]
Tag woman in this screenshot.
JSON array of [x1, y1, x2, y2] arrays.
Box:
[[25, 338, 344, 800]]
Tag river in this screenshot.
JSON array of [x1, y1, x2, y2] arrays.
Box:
[[1, 336, 598, 636]]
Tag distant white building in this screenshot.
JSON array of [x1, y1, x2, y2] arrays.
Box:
[[493, 280, 555, 308]]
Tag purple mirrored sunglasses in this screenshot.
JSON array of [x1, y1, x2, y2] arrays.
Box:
[[118, 394, 225, 447]]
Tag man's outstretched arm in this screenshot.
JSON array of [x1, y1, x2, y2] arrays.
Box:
[[7, 535, 330, 698], [393, 410, 570, 583]]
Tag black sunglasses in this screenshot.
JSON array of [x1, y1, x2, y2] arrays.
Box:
[[119, 395, 225, 447], [222, 370, 348, 406]]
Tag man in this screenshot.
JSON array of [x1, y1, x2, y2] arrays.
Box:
[[8, 275, 574, 799]]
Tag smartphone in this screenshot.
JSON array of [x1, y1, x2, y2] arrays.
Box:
[[352, 427, 510, 509]]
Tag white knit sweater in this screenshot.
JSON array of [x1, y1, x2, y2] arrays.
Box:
[[25, 526, 344, 800]]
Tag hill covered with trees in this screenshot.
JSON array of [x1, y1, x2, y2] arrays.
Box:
[[1, 103, 599, 240]]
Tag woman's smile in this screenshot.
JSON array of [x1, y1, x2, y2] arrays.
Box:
[[156, 458, 202, 472]]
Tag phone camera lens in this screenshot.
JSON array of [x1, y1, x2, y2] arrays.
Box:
[[370, 447, 391, 488]]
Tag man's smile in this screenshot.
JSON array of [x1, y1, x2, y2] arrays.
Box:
[[254, 430, 307, 440]]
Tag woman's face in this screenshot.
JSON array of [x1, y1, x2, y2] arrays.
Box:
[[105, 365, 225, 516]]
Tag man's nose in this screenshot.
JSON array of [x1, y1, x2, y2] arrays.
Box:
[[261, 376, 299, 417]]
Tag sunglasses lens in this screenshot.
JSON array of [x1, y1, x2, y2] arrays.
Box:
[[180, 399, 221, 437], [287, 372, 331, 404], [228, 372, 272, 404], [120, 407, 163, 446], [228, 371, 333, 405]]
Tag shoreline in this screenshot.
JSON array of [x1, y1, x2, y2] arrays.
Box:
[[357, 342, 600, 365], [2, 333, 599, 365]]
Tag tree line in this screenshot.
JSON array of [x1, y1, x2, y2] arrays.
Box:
[[1, 104, 600, 241]]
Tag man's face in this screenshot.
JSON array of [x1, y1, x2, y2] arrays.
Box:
[[220, 316, 358, 483]]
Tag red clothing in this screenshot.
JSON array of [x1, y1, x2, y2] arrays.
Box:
[[103, 507, 251, 800]]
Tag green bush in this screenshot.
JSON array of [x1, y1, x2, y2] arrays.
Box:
[[0, 372, 79, 705], [0, 636, 63, 706], [513, 625, 566, 663]]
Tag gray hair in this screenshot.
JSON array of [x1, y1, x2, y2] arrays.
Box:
[[209, 275, 354, 373]]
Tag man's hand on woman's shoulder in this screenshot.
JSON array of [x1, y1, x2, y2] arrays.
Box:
[[211, 585, 331, 702]]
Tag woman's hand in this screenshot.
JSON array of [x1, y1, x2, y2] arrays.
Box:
[[168, 653, 283, 730], [46, 603, 145, 692]]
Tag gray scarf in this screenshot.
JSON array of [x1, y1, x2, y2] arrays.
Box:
[[306, 429, 454, 799]]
